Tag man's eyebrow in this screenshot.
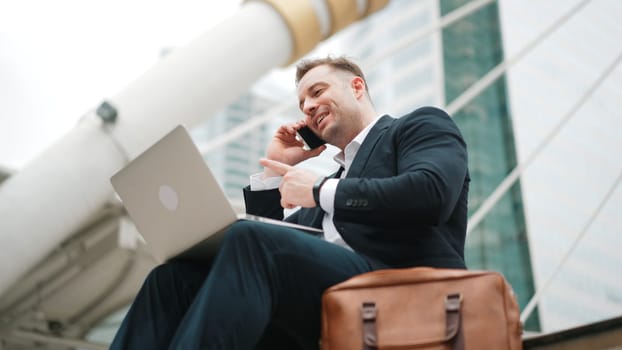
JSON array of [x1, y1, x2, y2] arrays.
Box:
[[307, 82, 325, 92]]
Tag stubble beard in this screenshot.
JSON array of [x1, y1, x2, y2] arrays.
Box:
[[322, 115, 360, 150]]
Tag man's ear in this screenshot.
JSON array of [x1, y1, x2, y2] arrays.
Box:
[[351, 76, 366, 99]]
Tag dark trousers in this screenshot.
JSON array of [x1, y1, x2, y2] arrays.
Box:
[[109, 220, 379, 349]]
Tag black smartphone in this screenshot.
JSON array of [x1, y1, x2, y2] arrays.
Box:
[[296, 126, 326, 150]]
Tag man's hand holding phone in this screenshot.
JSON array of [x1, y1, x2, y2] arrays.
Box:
[[263, 120, 326, 178], [296, 125, 326, 151]]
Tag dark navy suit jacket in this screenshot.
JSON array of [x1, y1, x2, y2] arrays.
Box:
[[244, 106, 469, 269]]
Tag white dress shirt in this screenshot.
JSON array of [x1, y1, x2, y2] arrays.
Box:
[[250, 116, 382, 249]]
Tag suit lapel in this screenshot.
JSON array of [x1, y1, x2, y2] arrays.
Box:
[[346, 115, 393, 178]]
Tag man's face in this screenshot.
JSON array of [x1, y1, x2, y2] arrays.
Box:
[[297, 65, 364, 149]]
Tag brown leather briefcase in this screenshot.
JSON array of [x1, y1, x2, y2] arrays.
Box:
[[321, 268, 522, 350]]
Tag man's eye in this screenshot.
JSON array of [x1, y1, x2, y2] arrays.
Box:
[[314, 89, 322, 96]]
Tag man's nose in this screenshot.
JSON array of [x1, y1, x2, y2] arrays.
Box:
[[303, 100, 316, 117]]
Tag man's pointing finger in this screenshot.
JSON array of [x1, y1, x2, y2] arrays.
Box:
[[259, 158, 293, 176]]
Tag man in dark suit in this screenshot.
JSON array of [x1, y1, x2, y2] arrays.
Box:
[[110, 56, 469, 349]]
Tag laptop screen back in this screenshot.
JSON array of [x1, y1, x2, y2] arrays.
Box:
[[110, 125, 237, 261]]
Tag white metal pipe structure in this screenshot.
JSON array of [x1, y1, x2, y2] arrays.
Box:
[[0, 0, 390, 297]]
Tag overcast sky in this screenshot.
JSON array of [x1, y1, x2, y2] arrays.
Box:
[[0, 0, 241, 170]]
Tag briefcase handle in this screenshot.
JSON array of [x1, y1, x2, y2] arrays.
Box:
[[361, 293, 464, 350]]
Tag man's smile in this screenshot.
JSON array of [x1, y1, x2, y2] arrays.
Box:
[[313, 106, 330, 130]]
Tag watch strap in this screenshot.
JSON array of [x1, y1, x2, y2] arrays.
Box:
[[312, 176, 329, 207]]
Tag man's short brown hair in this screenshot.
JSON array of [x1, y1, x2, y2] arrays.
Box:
[[295, 56, 369, 93]]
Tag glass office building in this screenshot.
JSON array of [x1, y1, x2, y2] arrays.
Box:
[[439, 0, 539, 330], [498, 0, 622, 332], [192, 93, 273, 200]]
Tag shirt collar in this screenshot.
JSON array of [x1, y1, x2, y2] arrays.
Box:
[[333, 115, 382, 168]]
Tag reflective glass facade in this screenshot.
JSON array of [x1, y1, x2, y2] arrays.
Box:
[[440, 0, 540, 330]]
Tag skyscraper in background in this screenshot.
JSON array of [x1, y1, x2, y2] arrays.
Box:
[[192, 92, 273, 201], [498, 0, 622, 332], [439, 0, 539, 330]]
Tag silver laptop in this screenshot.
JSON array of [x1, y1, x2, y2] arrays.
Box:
[[110, 125, 322, 262]]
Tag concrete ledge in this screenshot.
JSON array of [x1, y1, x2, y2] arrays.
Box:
[[524, 316, 622, 350]]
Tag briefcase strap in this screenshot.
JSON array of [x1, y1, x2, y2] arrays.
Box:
[[445, 293, 465, 350], [361, 302, 378, 350], [360, 293, 464, 350]]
